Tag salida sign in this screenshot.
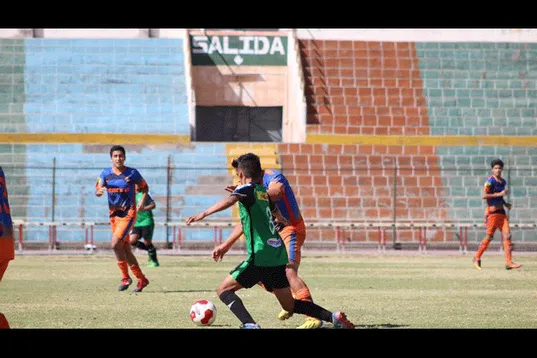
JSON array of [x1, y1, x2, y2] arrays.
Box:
[[190, 35, 287, 66]]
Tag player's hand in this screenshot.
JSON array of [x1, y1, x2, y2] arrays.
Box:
[[224, 185, 237, 193], [96, 187, 106, 196], [137, 204, 145, 212], [499, 189, 508, 197], [212, 244, 230, 262], [504, 202, 512, 210], [186, 212, 206, 225]]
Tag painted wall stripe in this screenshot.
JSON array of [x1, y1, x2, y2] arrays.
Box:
[[307, 134, 537, 146], [0, 133, 191, 145]]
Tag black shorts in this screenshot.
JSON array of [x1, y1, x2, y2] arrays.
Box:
[[130, 224, 154, 241], [230, 260, 289, 291]]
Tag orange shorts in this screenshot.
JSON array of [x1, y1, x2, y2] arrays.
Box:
[[279, 219, 306, 265], [0, 259, 11, 282], [110, 215, 136, 243], [485, 214, 509, 236]]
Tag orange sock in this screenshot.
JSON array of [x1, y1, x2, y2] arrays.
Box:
[[129, 264, 146, 281], [504, 239, 512, 264], [0, 313, 10, 329], [294, 287, 313, 303], [117, 260, 129, 279], [475, 238, 490, 260]]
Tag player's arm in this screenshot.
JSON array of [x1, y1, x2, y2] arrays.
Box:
[[135, 178, 149, 194], [269, 196, 290, 228], [212, 222, 243, 262], [95, 175, 106, 197], [482, 182, 507, 199], [186, 195, 239, 225], [267, 180, 284, 202], [144, 193, 156, 211]]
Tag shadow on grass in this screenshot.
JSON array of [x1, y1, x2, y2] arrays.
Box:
[[153, 289, 216, 294], [356, 323, 409, 328]]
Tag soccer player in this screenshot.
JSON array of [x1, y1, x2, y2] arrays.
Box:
[[0, 167, 14, 329], [95, 145, 150, 292], [0, 166, 14, 283], [473, 158, 522, 271], [186, 153, 355, 329], [225, 157, 321, 329], [129, 184, 159, 267]]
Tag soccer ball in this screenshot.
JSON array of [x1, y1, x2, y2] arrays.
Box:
[[190, 299, 217, 326]]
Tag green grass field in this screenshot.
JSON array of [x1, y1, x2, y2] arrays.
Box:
[[1, 252, 536, 329]]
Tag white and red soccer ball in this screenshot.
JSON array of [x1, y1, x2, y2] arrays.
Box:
[[190, 299, 217, 326]]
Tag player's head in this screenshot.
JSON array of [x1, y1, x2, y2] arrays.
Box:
[[231, 153, 262, 184], [490, 158, 504, 177], [109, 145, 126, 168]]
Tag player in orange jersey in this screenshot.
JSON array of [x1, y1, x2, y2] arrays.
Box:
[[473, 159, 522, 271], [96, 145, 150, 292], [224, 153, 322, 329]]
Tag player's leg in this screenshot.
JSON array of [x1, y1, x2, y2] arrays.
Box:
[[502, 217, 521, 270], [269, 265, 355, 329], [125, 241, 149, 292], [278, 224, 321, 327], [0, 313, 10, 329], [0, 259, 10, 282], [110, 217, 132, 290], [474, 216, 495, 270], [144, 224, 159, 267], [217, 261, 259, 328], [129, 227, 146, 250]]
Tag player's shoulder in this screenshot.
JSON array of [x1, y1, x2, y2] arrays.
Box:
[[100, 167, 112, 175], [485, 175, 495, 184]]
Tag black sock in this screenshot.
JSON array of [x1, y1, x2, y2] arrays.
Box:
[[219, 290, 256, 325], [133, 241, 147, 250], [147, 244, 158, 262], [293, 299, 333, 322]]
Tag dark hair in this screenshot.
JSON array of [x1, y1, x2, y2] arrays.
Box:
[[110, 145, 126, 158], [491, 159, 504, 169], [232, 153, 262, 179]]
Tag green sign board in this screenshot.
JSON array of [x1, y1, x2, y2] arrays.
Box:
[[190, 35, 287, 66]]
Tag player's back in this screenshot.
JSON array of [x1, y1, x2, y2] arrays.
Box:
[[263, 169, 302, 225], [0, 167, 14, 261]]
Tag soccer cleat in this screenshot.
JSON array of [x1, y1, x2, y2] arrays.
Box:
[[119, 277, 132, 291], [278, 309, 293, 320], [332, 311, 355, 329], [133, 277, 149, 293], [473, 257, 482, 271], [240, 323, 261, 329], [505, 262, 522, 270], [297, 317, 323, 329], [147, 260, 160, 268]]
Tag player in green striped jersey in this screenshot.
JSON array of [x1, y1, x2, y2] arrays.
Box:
[[186, 153, 355, 329]]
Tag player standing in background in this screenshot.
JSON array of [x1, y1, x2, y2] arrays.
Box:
[[96, 145, 150, 292], [186, 153, 355, 329], [225, 155, 322, 329], [0, 166, 14, 328], [129, 184, 159, 267], [473, 159, 522, 271]]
